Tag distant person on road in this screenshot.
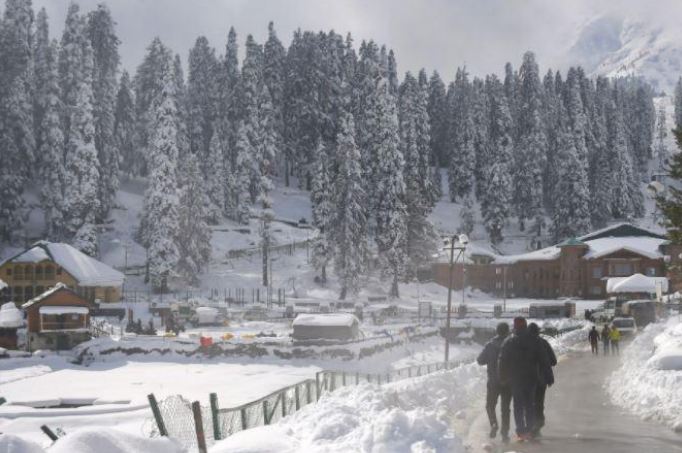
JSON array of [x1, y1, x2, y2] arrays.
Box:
[[477, 322, 512, 443], [588, 326, 600, 355], [498, 317, 550, 442], [601, 324, 611, 356], [528, 322, 557, 438], [610, 326, 621, 355]]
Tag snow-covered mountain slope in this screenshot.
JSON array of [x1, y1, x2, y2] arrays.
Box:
[[568, 15, 682, 93]]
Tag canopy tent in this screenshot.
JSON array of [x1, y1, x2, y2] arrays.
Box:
[[606, 273, 669, 294]]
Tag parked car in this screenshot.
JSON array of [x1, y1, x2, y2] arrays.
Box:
[[611, 317, 637, 336]]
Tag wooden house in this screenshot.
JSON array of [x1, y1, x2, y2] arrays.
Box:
[[22, 283, 94, 351], [0, 241, 124, 304]]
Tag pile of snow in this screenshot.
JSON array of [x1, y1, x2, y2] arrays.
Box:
[[0, 429, 184, 453], [211, 363, 485, 452], [0, 302, 23, 328], [607, 316, 682, 432]]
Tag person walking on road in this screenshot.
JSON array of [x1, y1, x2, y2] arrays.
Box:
[[588, 326, 600, 355], [477, 322, 512, 443], [498, 317, 550, 442], [610, 325, 621, 355], [601, 324, 611, 356], [528, 322, 557, 438]]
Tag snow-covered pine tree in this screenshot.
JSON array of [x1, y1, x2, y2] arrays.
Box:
[[141, 67, 181, 291], [0, 0, 35, 241], [459, 194, 475, 236], [657, 127, 682, 244], [176, 153, 211, 285], [187, 36, 218, 166], [311, 142, 333, 283], [447, 67, 475, 201], [114, 71, 136, 175], [654, 105, 668, 170], [38, 39, 66, 240], [63, 42, 100, 256], [503, 62, 519, 136], [33, 7, 50, 154], [374, 74, 407, 298], [387, 49, 399, 97], [471, 78, 490, 199], [427, 71, 447, 193], [205, 130, 226, 223], [87, 4, 120, 221], [589, 76, 612, 228], [551, 126, 591, 241], [481, 75, 513, 244], [59, 2, 88, 146], [399, 72, 437, 278], [332, 113, 367, 300], [628, 82, 656, 175], [607, 96, 638, 220], [675, 77, 682, 131], [263, 22, 285, 174], [513, 52, 546, 236], [564, 68, 589, 171], [133, 37, 173, 176], [234, 120, 253, 224]]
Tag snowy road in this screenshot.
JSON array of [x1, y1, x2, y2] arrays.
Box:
[[469, 348, 682, 452]]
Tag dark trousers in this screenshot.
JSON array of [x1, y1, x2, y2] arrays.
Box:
[[511, 381, 537, 435], [535, 383, 547, 429], [590, 341, 598, 355], [486, 381, 511, 435]]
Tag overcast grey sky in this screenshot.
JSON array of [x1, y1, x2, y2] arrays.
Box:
[[29, 0, 681, 80]]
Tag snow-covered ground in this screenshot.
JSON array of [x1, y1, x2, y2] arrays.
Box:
[[607, 315, 682, 432]]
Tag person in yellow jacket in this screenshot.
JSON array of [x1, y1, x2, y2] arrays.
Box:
[[609, 326, 621, 355]]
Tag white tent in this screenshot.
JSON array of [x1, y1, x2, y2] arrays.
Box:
[[606, 273, 668, 294]]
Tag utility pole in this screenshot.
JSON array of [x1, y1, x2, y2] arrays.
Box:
[[444, 234, 468, 363]]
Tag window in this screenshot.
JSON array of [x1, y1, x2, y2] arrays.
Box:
[[35, 265, 43, 280], [592, 266, 602, 279], [646, 267, 657, 277], [12, 286, 23, 300], [6, 268, 11, 276], [508, 281, 514, 289], [495, 282, 502, 289], [44, 265, 55, 280], [611, 262, 634, 276], [24, 265, 33, 280], [495, 267, 502, 275], [14, 266, 24, 281], [24, 286, 33, 301], [590, 285, 602, 295]]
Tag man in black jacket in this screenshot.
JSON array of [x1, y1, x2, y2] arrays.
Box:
[[498, 317, 550, 441], [528, 322, 557, 437], [477, 322, 511, 442]]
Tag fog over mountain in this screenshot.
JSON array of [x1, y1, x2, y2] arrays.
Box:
[[29, 0, 682, 85]]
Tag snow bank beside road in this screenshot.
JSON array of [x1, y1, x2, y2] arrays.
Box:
[[212, 363, 485, 453], [607, 316, 682, 432]]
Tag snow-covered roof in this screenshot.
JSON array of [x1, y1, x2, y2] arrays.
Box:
[[578, 222, 667, 242], [582, 236, 667, 260], [496, 246, 562, 264], [606, 274, 669, 294], [0, 278, 6, 291], [2, 241, 124, 287], [39, 306, 89, 315], [0, 302, 23, 328], [292, 313, 359, 327], [22, 283, 90, 309]]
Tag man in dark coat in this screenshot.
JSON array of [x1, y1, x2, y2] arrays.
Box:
[[528, 322, 557, 437], [498, 317, 550, 441], [477, 322, 512, 442]]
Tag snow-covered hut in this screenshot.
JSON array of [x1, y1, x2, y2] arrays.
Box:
[[0, 302, 23, 349], [292, 313, 360, 343], [22, 283, 94, 351], [606, 273, 668, 297]]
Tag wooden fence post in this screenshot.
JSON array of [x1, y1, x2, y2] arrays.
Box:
[[315, 373, 321, 401], [295, 385, 301, 411], [263, 400, 270, 425], [147, 393, 168, 436], [191, 401, 208, 453], [306, 381, 312, 404], [209, 393, 221, 441], [281, 391, 287, 417], [241, 407, 248, 430]]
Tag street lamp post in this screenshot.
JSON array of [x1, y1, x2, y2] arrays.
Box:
[[444, 234, 468, 363]]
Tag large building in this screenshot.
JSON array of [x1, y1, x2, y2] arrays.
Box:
[[433, 223, 681, 299], [0, 241, 124, 304]]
